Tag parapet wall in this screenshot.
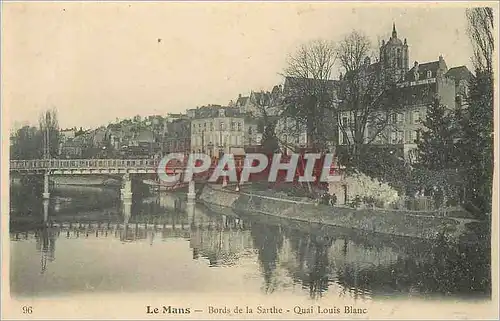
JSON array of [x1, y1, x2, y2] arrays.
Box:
[[199, 185, 473, 241]]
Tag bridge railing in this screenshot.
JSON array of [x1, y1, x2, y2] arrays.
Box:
[[10, 159, 162, 170]]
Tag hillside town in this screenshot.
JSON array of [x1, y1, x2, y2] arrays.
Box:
[[41, 25, 472, 162], [10, 21, 492, 218], [6, 5, 494, 312]]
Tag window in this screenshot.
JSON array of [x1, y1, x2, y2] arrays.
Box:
[[342, 132, 348, 145], [397, 113, 404, 123], [342, 117, 348, 126], [397, 131, 404, 144], [413, 130, 420, 143], [391, 114, 397, 124], [231, 122, 235, 131], [210, 122, 214, 131], [391, 131, 397, 144], [220, 122, 225, 131], [248, 127, 253, 135], [427, 70, 432, 78], [237, 122, 241, 131], [204, 122, 207, 129], [413, 111, 421, 124]]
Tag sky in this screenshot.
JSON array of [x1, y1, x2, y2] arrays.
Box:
[[3, 2, 477, 130]]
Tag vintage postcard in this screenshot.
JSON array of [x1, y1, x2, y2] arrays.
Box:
[[1, 1, 498, 319]]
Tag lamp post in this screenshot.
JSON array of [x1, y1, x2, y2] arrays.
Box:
[[208, 142, 214, 158], [201, 129, 205, 153]]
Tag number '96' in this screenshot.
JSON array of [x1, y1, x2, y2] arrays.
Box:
[[22, 306, 33, 314]]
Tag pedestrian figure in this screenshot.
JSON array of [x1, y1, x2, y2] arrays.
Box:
[[330, 193, 337, 206]]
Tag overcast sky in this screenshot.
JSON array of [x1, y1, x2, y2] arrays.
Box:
[[3, 2, 477, 130]]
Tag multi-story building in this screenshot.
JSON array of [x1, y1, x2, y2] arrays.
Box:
[[338, 24, 473, 162], [234, 87, 283, 117], [190, 106, 260, 157], [58, 128, 76, 155]]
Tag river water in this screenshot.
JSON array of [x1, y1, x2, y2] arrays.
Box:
[[9, 185, 491, 301]]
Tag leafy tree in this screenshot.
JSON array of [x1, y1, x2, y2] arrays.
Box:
[[457, 70, 493, 215], [415, 98, 463, 207], [417, 99, 459, 170], [10, 126, 42, 160], [10, 109, 61, 160]]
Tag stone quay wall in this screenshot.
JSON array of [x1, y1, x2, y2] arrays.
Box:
[[199, 185, 471, 241]]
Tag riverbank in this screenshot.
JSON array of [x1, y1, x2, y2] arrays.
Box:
[[198, 184, 486, 243]]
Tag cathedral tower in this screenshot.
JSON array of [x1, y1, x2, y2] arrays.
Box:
[[379, 23, 409, 84]]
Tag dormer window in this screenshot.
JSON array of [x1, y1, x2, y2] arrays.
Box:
[[427, 70, 432, 79]]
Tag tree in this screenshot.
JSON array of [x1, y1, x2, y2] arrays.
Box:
[[457, 71, 493, 215], [415, 99, 463, 207], [417, 99, 459, 170], [466, 7, 494, 74], [38, 109, 60, 158], [335, 30, 404, 167], [282, 39, 338, 149], [10, 126, 43, 160], [458, 7, 494, 215], [248, 90, 282, 153]]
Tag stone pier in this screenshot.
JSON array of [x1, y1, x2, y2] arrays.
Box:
[[187, 180, 196, 203], [43, 199, 49, 226], [187, 201, 196, 225], [43, 171, 50, 199], [121, 173, 133, 201], [123, 202, 131, 224]]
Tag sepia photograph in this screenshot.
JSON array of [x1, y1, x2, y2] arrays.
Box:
[[1, 1, 498, 319]]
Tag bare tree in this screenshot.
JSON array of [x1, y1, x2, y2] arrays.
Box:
[[466, 7, 494, 74], [335, 30, 404, 166], [38, 108, 60, 158], [281, 39, 338, 150]]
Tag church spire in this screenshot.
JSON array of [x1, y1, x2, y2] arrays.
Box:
[[392, 22, 397, 38]]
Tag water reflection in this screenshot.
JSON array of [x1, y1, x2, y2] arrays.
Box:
[[9, 187, 490, 299]]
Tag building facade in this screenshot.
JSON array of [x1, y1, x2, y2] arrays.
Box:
[[190, 107, 261, 157], [338, 24, 473, 162]]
